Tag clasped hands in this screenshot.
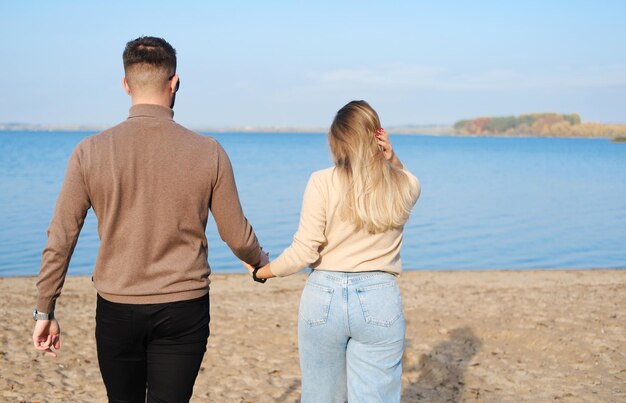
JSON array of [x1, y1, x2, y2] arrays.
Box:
[[242, 247, 271, 281]]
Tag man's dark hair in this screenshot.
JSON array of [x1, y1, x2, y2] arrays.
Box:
[[123, 36, 177, 74]]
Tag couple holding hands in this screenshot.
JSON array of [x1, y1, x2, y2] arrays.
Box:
[[32, 36, 420, 403]]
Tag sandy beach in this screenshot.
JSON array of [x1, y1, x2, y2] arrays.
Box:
[[1, 270, 624, 402]]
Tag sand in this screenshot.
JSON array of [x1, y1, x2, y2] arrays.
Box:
[[1, 270, 624, 402]]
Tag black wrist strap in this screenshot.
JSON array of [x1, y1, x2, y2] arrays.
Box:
[[252, 268, 267, 283]]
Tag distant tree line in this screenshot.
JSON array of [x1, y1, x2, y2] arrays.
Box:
[[453, 113, 626, 138]]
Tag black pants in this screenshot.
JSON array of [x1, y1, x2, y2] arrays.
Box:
[[96, 294, 210, 403]]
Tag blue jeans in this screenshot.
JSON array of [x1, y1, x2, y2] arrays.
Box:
[[298, 270, 405, 403]]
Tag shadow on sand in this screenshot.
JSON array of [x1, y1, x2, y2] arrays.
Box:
[[402, 326, 482, 402], [275, 378, 301, 403]]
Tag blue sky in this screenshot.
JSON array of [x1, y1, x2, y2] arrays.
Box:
[[1, 1, 625, 128]]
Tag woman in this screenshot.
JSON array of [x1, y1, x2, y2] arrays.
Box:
[[244, 100, 420, 402]]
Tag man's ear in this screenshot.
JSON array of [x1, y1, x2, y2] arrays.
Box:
[[122, 77, 132, 95], [169, 74, 179, 94]]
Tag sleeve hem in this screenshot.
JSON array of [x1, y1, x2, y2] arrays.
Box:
[[36, 298, 57, 314]]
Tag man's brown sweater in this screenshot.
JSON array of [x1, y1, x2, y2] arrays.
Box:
[[36, 104, 261, 313]]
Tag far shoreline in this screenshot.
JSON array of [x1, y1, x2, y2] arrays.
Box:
[[0, 127, 620, 141]]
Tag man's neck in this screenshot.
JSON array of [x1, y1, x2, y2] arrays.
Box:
[[130, 94, 172, 109]]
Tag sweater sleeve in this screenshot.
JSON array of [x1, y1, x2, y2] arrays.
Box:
[[36, 144, 92, 313], [270, 172, 327, 277], [210, 144, 261, 267]]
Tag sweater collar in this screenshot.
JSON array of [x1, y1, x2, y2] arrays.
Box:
[[128, 104, 175, 121]]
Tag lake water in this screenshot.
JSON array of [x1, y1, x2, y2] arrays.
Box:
[[0, 131, 625, 276]]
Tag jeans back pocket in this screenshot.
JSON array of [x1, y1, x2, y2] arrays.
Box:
[[356, 281, 403, 327], [299, 282, 334, 327]]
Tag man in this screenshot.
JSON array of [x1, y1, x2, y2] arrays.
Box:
[[32, 36, 267, 402]]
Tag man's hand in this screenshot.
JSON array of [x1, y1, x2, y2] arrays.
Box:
[[33, 319, 61, 357], [242, 260, 255, 276], [242, 249, 270, 276]]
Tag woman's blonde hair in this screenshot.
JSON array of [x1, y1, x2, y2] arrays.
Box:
[[329, 100, 417, 233]]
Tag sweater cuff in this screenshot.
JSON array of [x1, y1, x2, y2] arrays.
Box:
[[246, 244, 263, 268], [37, 297, 57, 314], [268, 255, 299, 277]]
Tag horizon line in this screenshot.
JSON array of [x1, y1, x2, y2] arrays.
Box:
[[0, 122, 454, 134]]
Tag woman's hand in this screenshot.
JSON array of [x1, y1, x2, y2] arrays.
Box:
[[375, 128, 403, 169], [375, 128, 394, 161]]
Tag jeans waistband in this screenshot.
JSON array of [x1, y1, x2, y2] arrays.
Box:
[[309, 270, 396, 285]]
